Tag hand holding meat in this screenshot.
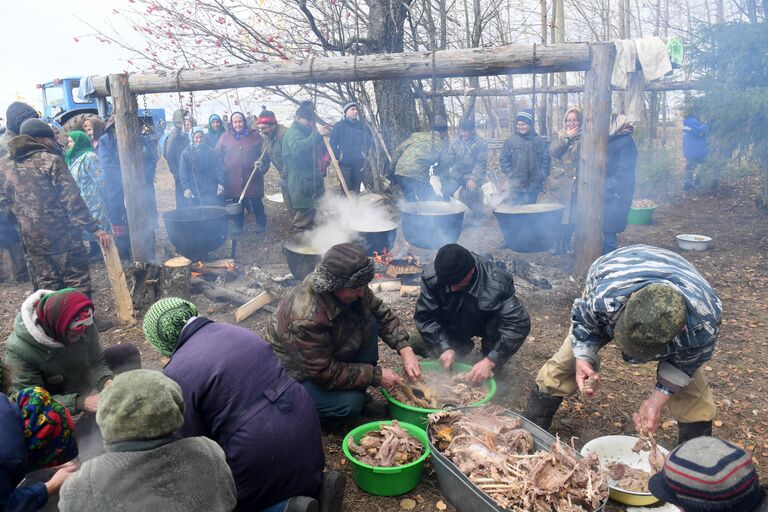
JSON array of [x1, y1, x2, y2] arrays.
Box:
[[439, 349, 456, 370], [575, 359, 601, 399], [633, 390, 671, 433], [380, 367, 404, 389], [399, 346, 422, 382], [465, 357, 495, 385]]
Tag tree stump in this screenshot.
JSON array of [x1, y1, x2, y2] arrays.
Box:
[[128, 262, 163, 312], [162, 256, 192, 299]]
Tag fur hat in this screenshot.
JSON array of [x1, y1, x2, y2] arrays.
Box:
[[6, 101, 38, 135], [97, 370, 185, 444], [20, 119, 54, 140], [311, 243, 375, 294]]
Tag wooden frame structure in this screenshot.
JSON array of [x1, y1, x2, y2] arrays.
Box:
[[92, 42, 615, 273]]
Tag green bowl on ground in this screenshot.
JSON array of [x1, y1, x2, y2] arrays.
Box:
[[381, 361, 497, 430], [342, 420, 430, 496], [627, 206, 657, 225]]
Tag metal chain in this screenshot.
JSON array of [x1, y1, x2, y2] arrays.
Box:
[[141, 95, 151, 135]]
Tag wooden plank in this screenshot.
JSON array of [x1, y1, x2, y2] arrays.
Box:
[[234, 291, 276, 323], [424, 80, 700, 97], [322, 135, 351, 198], [100, 239, 136, 326], [370, 279, 403, 293]]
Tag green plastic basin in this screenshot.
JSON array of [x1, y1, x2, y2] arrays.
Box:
[[381, 361, 497, 430], [342, 420, 430, 496], [627, 206, 656, 225]]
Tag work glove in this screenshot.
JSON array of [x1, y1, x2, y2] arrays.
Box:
[[183, 189, 194, 199], [217, 184, 225, 196], [428, 164, 443, 198]]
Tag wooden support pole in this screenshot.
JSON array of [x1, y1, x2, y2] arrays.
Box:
[[575, 43, 616, 275], [424, 80, 700, 97], [109, 74, 154, 263], [100, 240, 136, 326]]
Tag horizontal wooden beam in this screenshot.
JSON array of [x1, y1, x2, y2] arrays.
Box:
[[425, 80, 700, 97], [91, 44, 592, 96]]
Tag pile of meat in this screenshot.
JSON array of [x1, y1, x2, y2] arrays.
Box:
[[607, 433, 666, 493], [429, 407, 608, 512], [389, 372, 488, 409], [347, 421, 424, 467]]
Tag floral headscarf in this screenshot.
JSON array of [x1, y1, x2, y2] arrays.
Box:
[[14, 387, 78, 471], [229, 111, 251, 140]]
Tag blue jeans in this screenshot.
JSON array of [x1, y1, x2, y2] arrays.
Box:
[[261, 500, 289, 512], [603, 232, 618, 254]]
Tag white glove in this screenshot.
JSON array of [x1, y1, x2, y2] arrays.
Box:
[[217, 184, 225, 196], [183, 189, 194, 199], [428, 165, 443, 198]]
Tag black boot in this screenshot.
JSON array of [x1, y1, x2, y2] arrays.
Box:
[[285, 496, 320, 512], [677, 420, 713, 446], [318, 471, 347, 512], [523, 387, 564, 431]]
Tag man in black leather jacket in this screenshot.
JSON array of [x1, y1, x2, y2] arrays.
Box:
[[413, 244, 531, 383]]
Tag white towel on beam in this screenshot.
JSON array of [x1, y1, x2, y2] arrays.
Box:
[[611, 39, 637, 90], [635, 36, 673, 81]]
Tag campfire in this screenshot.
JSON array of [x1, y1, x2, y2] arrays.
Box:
[[370, 252, 424, 296]]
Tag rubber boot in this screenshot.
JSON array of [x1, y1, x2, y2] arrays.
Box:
[[318, 471, 347, 512], [677, 420, 713, 446], [284, 497, 320, 512], [522, 387, 564, 431]]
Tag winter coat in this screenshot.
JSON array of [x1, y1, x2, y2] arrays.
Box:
[[261, 124, 288, 177], [281, 121, 325, 209], [0, 394, 48, 512], [164, 318, 324, 510], [69, 152, 110, 236], [414, 253, 531, 366], [266, 276, 410, 390], [499, 131, 551, 194], [0, 135, 98, 255], [204, 115, 226, 149], [215, 129, 267, 200], [96, 132, 128, 226], [163, 129, 189, 176], [3, 290, 113, 413], [547, 131, 581, 220], [179, 144, 224, 205], [683, 116, 708, 160], [329, 117, 372, 171], [603, 132, 638, 234], [448, 134, 488, 185], [393, 132, 455, 183], [58, 437, 237, 512]]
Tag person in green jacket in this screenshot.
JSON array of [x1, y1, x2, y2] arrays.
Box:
[[256, 108, 291, 214], [281, 101, 330, 231], [393, 116, 455, 202]]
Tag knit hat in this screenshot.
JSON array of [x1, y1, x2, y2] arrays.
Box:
[[458, 118, 476, 131], [311, 243, 375, 294], [343, 101, 359, 114], [256, 109, 278, 125], [15, 387, 78, 471], [516, 109, 535, 127], [432, 115, 448, 132], [614, 283, 686, 360], [143, 297, 199, 357], [649, 437, 765, 512], [296, 101, 316, 121], [97, 370, 185, 444], [35, 289, 94, 343], [6, 101, 38, 134], [20, 119, 55, 140], [434, 244, 475, 285]]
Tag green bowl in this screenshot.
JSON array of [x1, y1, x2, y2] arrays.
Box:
[[627, 206, 657, 225], [342, 420, 430, 496], [381, 361, 497, 430]]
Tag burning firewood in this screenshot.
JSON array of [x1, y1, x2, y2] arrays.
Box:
[[347, 421, 424, 467]]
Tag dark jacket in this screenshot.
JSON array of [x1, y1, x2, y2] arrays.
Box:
[[281, 122, 325, 209], [683, 116, 708, 160], [164, 318, 324, 510], [329, 117, 372, 171], [266, 276, 410, 390], [179, 144, 224, 205], [414, 254, 531, 366], [215, 129, 267, 200], [499, 131, 551, 194], [97, 131, 128, 226], [603, 132, 638, 234], [448, 134, 488, 185], [261, 124, 288, 177], [0, 394, 48, 512], [204, 115, 226, 149]]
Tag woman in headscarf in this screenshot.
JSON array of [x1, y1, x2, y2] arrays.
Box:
[[179, 128, 224, 206], [65, 130, 110, 259], [1, 384, 78, 512], [603, 113, 638, 254], [82, 117, 106, 149], [546, 106, 583, 254], [215, 111, 269, 233], [204, 114, 226, 148]]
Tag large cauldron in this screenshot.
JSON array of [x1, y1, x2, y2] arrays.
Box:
[[350, 220, 398, 256], [163, 206, 229, 261], [283, 234, 323, 280], [399, 201, 467, 249], [493, 203, 564, 252]]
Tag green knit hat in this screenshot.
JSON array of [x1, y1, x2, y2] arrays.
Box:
[[614, 283, 686, 360], [143, 298, 199, 357], [97, 370, 184, 443]]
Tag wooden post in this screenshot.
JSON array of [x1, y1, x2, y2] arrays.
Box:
[[574, 43, 615, 275], [109, 74, 154, 263], [323, 136, 352, 198], [100, 240, 136, 326]]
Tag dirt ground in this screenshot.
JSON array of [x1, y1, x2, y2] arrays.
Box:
[[1, 164, 767, 512]]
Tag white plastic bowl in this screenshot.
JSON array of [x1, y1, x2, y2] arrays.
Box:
[[676, 234, 712, 251]]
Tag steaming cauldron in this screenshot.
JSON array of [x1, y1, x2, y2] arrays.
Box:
[[351, 221, 398, 256], [283, 234, 323, 280], [493, 203, 564, 252], [399, 201, 467, 249], [163, 206, 229, 261]]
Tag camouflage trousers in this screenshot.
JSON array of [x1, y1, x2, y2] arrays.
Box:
[[26, 249, 92, 294]]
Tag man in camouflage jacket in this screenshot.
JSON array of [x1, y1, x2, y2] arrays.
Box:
[[0, 120, 109, 295], [445, 118, 488, 216], [266, 243, 421, 420]]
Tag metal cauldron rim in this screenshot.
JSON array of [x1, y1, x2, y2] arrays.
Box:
[[398, 200, 468, 216], [493, 202, 564, 214]]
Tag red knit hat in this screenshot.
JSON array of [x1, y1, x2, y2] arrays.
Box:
[[256, 110, 277, 125], [35, 289, 94, 342]]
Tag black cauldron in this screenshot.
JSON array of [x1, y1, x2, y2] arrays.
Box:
[[493, 203, 565, 252], [399, 201, 467, 249], [283, 234, 323, 280], [350, 220, 398, 256], [163, 206, 229, 261]]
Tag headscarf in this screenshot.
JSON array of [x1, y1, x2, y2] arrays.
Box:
[[35, 288, 94, 342], [229, 111, 250, 140], [143, 297, 199, 357], [207, 114, 225, 134], [64, 130, 94, 167], [610, 113, 634, 136], [189, 126, 205, 145], [83, 117, 106, 142], [14, 387, 78, 471]]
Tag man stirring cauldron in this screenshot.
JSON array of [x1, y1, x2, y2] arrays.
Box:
[[411, 243, 531, 383], [524, 244, 722, 446]]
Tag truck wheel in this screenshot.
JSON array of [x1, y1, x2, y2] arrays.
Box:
[[59, 113, 93, 145]]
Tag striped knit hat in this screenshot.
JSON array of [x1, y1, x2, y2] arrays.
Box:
[[143, 298, 199, 357], [516, 108, 535, 127], [649, 437, 765, 511]]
